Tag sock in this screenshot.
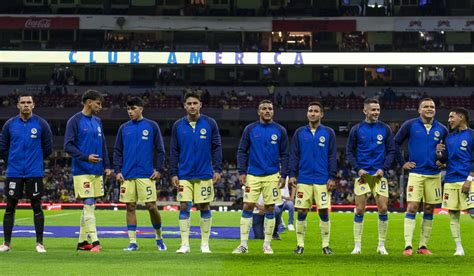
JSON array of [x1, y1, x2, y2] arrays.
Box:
[[179, 210, 191, 247], [240, 210, 253, 247], [264, 212, 276, 247], [127, 224, 137, 244], [404, 212, 416, 248], [83, 203, 98, 242], [31, 199, 44, 244], [152, 223, 162, 240], [419, 213, 433, 248], [353, 214, 364, 246], [78, 208, 88, 242], [449, 212, 461, 247], [200, 210, 212, 246], [3, 199, 17, 244], [319, 212, 330, 248], [378, 213, 388, 247], [296, 212, 307, 247]]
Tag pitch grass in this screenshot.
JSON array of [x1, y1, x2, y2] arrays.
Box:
[[1, 210, 474, 275]]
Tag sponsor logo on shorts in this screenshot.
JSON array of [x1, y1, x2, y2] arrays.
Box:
[[9, 182, 16, 189], [9, 190, 14, 196], [245, 186, 251, 193], [120, 187, 126, 194], [83, 182, 91, 189], [178, 185, 184, 192], [297, 192, 304, 199], [444, 193, 449, 200], [408, 186, 414, 192]]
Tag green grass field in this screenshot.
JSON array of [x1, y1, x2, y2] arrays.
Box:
[[1, 210, 473, 275]]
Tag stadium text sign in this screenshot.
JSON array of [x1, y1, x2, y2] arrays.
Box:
[[1, 51, 474, 65]]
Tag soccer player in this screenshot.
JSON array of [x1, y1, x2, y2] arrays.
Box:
[[233, 100, 289, 254], [394, 98, 448, 255], [436, 107, 474, 256], [289, 101, 337, 255], [346, 98, 396, 255], [64, 89, 112, 252], [170, 92, 222, 254], [114, 97, 167, 251], [0, 95, 52, 253]]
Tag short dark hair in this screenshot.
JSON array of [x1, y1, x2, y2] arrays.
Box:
[[363, 98, 379, 105], [82, 89, 104, 104], [127, 97, 144, 107], [184, 92, 201, 102], [18, 94, 34, 102], [308, 101, 323, 110], [258, 99, 273, 106], [451, 107, 470, 123], [418, 97, 434, 108]]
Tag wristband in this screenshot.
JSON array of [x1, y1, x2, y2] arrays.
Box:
[[467, 176, 474, 181]]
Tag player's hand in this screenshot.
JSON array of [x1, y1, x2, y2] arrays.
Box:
[[212, 172, 221, 184], [436, 143, 445, 153], [239, 174, 247, 186], [289, 177, 297, 189], [278, 177, 286, 189], [462, 180, 472, 194], [327, 179, 336, 191], [116, 172, 124, 183], [436, 161, 446, 169], [150, 170, 161, 180], [88, 154, 101, 164], [104, 169, 112, 179], [375, 169, 384, 178], [171, 176, 179, 187], [402, 162, 416, 170]]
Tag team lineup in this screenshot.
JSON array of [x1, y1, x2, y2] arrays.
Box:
[[1, 90, 474, 256]]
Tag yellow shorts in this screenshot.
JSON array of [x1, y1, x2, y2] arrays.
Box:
[[177, 179, 214, 204], [294, 184, 330, 210], [442, 182, 474, 211], [73, 175, 104, 199], [407, 173, 442, 204], [243, 173, 281, 205], [119, 178, 156, 203], [354, 176, 388, 197]]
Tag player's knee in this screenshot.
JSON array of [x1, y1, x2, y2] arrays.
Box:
[[198, 203, 210, 211], [126, 203, 137, 212], [378, 206, 388, 215], [424, 204, 434, 214], [145, 203, 157, 212], [30, 198, 43, 214], [242, 203, 254, 212], [355, 207, 365, 216], [264, 204, 275, 213], [5, 198, 18, 214]]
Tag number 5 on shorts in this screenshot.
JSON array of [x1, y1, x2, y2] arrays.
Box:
[[146, 186, 152, 196]]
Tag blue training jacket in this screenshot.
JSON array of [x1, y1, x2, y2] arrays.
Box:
[[346, 120, 396, 175], [64, 112, 110, 176], [440, 128, 474, 183], [289, 124, 337, 184], [0, 114, 52, 178], [237, 121, 289, 177], [114, 118, 165, 180], [170, 114, 222, 180], [394, 117, 448, 175]]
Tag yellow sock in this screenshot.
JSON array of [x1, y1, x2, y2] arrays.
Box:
[[200, 217, 212, 246], [78, 209, 88, 242], [419, 218, 433, 248], [320, 220, 330, 248], [263, 217, 276, 244], [296, 219, 307, 247], [84, 204, 98, 242], [155, 228, 162, 240], [404, 216, 416, 247], [449, 212, 461, 243], [353, 222, 363, 243], [128, 230, 137, 244], [179, 219, 190, 246], [240, 217, 252, 247], [378, 219, 388, 243]]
